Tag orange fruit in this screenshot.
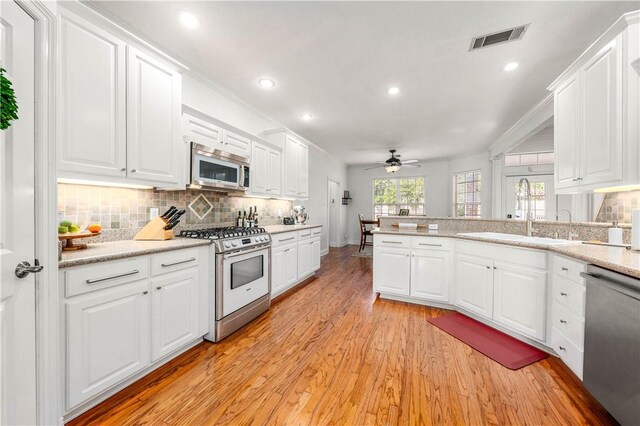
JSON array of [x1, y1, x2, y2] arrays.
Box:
[[88, 224, 102, 233]]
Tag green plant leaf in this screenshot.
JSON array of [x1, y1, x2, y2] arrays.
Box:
[[1, 67, 19, 130]]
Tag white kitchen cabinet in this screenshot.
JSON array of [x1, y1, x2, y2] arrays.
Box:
[[284, 136, 300, 198], [262, 130, 309, 199], [65, 280, 150, 409], [551, 18, 639, 193], [373, 247, 411, 296], [492, 261, 547, 340], [454, 254, 494, 319], [297, 142, 309, 198], [271, 244, 287, 296], [298, 238, 313, 280], [310, 237, 322, 272], [250, 140, 283, 196], [182, 112, 224, 148], [151, 269, 199, 361], [284, 244, 299, 287], [57, 8, 127, 179], [410, 249, 451, 303], [223, 130, 252, 159], [127, 47, 182, 185]]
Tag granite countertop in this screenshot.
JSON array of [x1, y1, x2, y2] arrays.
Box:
[[372, 227, 640, 279], [263, 224, 322, 234], [59, 238, 212, 269]]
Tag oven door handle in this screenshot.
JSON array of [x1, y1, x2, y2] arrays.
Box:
[[222, 245, 270, 259]]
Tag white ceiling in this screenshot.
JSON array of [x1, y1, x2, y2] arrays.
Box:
[[88, 1, 638, 165]]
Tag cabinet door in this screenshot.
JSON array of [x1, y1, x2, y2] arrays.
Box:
[[284, 136, 299, 197], [284, 245, 299, 287], [454, 254, 493, 318], [66, 281, 150, 409], [310, 237, 321, 272], [183, 113, 224, 148], [224, 131, 251, 159], [250, 141, 269, 195], [298, 240, 312, 280], [58, 10, 127, 178], [127, 47, 181, 185], [580, 40, 622, 187], [268, 148, 283, 195], [297, 142, 309, 198], [493, 262, 547, 340], [373, 247, 410, 296], [271, 246, 287, 296], [410, 249, 450, 303], [554, 75, 581, 191], [151, 269, 199, 361]]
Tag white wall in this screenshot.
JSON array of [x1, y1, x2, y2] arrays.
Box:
[[183, 75, 348, 253], [346, 152, 493, 244]]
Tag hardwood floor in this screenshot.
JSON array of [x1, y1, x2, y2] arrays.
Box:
[[69, 245, 616, 426]]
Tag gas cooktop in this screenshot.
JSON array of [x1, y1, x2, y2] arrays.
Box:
[[179, 226, 267, 240]]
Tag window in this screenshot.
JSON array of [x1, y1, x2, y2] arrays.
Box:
[[453, 170, 482, 218], [373, 177, 425, 218], [504, 151, 554, 167]]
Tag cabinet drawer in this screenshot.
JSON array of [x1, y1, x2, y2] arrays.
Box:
[[374, 234, 412, 248], [272, 231, 298, 246], [298, 229, 312, 240], [412, 237, 452, 251], [310, 227, 323, 238], [551, 327, 584, 380], [552, 255, 586, 285], [457, 241, 547, 269], [151, 248, 200, 276], [552, 275, 586, 317], [64, 258, 150, 298], [551, 301, 585, 348]]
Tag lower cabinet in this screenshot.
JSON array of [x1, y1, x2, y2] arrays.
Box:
[[65, 280, 150, 408], [270, 227, 322, 298], [492, 262, 547, 340], [410, 249, 451, 302], [373, 247, 411, 296], [151, 269, 200, 361], [454, 254, 494, 318], [310, 237, 321, 272], [272, 242, 298, 296], [298, 239, 313, 280]]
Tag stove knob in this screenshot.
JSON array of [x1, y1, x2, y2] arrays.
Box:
[[231, 241, 238, 247], [224, 241, 231, 248]]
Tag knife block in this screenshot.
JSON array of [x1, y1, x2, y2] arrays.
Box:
[[133, 217, 174, 241]]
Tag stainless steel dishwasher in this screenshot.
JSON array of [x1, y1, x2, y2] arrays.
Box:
[[582, 266, 640, 426]]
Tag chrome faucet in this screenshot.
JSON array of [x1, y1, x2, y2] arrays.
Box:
[[517, 178, 537, 237], [555, 208, 577, 240]]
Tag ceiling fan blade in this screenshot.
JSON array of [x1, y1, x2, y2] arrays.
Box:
[[402, 159, 419, 164], [402, 164, 422, 168], [364, 165, 386, 170]]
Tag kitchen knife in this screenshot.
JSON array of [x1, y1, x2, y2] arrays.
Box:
[[161, 206, 177, 221], [165, 220, 180, 230], [164, 210, 186, 229]]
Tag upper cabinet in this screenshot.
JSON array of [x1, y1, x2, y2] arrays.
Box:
[[57, 6, 185, 188], [250, 139, 282, 197], [262, 130, 309, 199], [550, 14, 639, 193], [182, 110, 252, 159]]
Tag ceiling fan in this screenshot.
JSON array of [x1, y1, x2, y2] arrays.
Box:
[[364, 150, 421, 173]]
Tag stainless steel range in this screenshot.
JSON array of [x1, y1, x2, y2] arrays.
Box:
[[179, 226, 271, 341]]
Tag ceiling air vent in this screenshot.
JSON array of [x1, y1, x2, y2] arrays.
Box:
[[469, 24, 529, 51]]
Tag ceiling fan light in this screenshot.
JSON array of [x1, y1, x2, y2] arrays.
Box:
[[386, 165, 401, 173]]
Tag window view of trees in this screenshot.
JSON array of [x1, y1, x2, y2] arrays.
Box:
[[453, 170, 482, 218], [373, 177, 425, 218]]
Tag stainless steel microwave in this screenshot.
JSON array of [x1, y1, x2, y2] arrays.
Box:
[[190, 143, 250, 192]]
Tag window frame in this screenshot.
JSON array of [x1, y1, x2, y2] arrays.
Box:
[[452, 169, 482, 218], [371, 175, 426, 218]]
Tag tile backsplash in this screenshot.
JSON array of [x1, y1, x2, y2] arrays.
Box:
[[596, 190, 639, 223], [58, 183, 293, 242]]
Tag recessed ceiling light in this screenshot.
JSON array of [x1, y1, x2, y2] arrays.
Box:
[[258, 78, 275, 89], [387, 86, 401, 95], [300, 113, 313, 121], [504, 62, 519, 71], [178, 11, 199, 30]]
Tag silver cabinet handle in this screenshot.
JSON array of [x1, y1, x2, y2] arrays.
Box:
[[161, 257, 196, 267], [558, 346, 566, 351], [493, 266, 497, 270], [278, 237, 296, 242], [418, 243, 442, 247], [86, 270, 139, 284], [559, 319, 567, 324], [142, 291, 148, 295], [300, 233, 310, 237], [486, 266, 491, 269], [120, 167, 126, 172], [560, 292, 568, 296], [382, 240, 402, 244], [156, 286, 162, 290], [131, 169, 137, 173], [561, 267, 569, 271]]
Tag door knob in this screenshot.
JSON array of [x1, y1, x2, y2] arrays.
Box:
[[15, 259, 44, 279]]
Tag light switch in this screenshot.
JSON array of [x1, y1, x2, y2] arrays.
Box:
[[428, 223, 438, 230]]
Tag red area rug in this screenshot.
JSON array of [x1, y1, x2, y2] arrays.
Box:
[[428, 313, 548, 370]]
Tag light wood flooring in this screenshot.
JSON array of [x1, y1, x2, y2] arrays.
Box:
[[69, 245, 616, 425]]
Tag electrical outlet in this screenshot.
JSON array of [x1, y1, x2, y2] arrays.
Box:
[[150, 208, 159, 220], [428, 223, 438, 231]]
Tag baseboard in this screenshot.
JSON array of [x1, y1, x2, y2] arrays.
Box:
[[321, 248, 329, 256]]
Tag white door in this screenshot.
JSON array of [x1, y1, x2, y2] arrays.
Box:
[[284, 136, 299, 197], [151, 269, 199, 361], [297, 240, 312, 280], [454, 254, 493, 318], [580, 40, 622, 187], [373, 247, 410, 296], [271, 245, 287, 296], [65, 281, 150, 409], [268, 148, 282, 195], [298, 142, 309, 198], [310, 238, 321, 272], [250, 141, 268, 194], [57, 8, 127, 179], [0, 3, 38, 424], [284, 244, 298, 287], [554, 75, 581, 190], [493, 262, 547, 340], [127, 47, 181, 185], [328, 180, 340, 247], [505, 175, 556, 221], [410, 249, 450, 303]]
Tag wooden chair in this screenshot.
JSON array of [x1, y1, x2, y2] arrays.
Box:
[[358, 213, 377, 252]]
